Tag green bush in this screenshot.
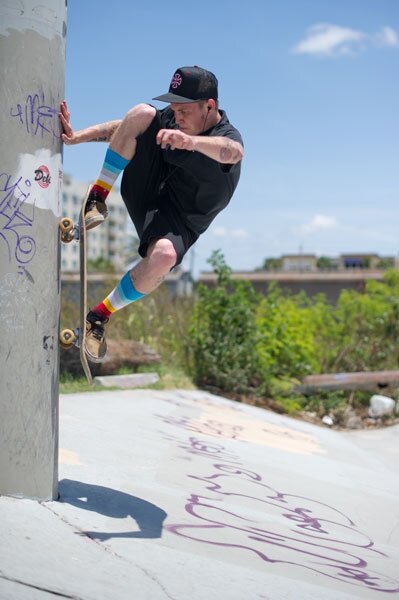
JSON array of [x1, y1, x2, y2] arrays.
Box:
[[256, 286, 320, 381], [189, 250, 260, 393], [106, 286, 194, 368], [61, 255, 399, 417], [318, 271, 399, 372]]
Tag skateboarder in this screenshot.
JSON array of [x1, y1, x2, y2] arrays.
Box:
[[59, 66, 243, 363]]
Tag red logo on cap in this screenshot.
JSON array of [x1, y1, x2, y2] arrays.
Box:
[[171, 73, 182, 89]]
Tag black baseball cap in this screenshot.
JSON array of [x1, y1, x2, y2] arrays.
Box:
[[153, 66, 218, 104]]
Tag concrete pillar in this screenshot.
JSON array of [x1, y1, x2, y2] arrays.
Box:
[[0, 0, 67, 500]]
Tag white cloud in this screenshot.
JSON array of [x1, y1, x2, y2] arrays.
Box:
[[293, 23, 365, 56], [374, 26, 399, 47], [293, 23, 399, 57], [301, 214, 338, 234]]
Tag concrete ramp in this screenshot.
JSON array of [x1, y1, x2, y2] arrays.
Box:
[[1, 389, 398, 599]]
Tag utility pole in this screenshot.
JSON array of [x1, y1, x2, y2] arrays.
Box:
[[0, 0, 67, 499]]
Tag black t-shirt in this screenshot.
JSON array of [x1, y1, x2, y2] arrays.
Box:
[[159, 107, 243, 235]]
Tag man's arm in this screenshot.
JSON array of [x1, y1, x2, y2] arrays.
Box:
[[156, 129, 243, 164], [59, 101, 122, 145]]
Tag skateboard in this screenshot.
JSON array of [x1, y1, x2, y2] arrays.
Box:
[[59, 186, 92, 384]]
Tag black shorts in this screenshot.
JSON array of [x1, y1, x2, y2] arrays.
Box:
[[120, 110, 198, 266]]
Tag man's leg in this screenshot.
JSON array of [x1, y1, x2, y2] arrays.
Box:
[[85, 239, 177, 362], [85, 104, 157, 229]]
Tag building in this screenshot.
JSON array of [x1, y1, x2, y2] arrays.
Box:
[[261, 252, 395, 272], [339, 253, 394, 269], [199, 252, 397, 304], [198, 270, 390, 304], [61, 175, 128, 272], [281, 254, 317, 272]]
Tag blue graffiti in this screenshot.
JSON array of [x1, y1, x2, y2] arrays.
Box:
[[10, 92, 60, 144], [0, 172, 36, 265]]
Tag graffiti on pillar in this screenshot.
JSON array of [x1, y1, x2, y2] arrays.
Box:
[[160, 423, 399, 594], [0, 172, 36, 265], [10, 92, 60, 144]]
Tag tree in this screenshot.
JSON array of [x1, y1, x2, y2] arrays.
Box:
[[260, 257, 281, 271], [316, 256, 335, 270]]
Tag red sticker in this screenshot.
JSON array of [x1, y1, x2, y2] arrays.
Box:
[[34, 165, 51, 188]]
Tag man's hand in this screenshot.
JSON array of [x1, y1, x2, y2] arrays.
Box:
[[59, 100, 79, 145], [156, 129, 195, 151], [156, 128, 243, 164]]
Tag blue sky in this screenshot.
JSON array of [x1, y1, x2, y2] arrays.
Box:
[[63, 0, 399, 274]]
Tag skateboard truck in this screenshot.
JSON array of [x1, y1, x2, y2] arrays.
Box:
[[59, 217, 80, 243]]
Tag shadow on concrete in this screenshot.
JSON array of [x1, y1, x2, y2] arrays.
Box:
[[59, 479, 167, 540]]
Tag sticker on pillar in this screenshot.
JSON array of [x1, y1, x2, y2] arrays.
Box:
[[17, 149, 62, 216], [34, 165, 51, 188]]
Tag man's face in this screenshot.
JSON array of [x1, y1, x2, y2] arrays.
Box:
[[170, 102, 209, 135]]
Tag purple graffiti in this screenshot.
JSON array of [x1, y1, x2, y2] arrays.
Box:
[[0, 173, 36, 265], [156, 413, 244, 440], [10, 93, 60, 144], [162, 430, 399, 594]]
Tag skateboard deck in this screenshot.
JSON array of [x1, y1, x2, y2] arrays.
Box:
[[59, 186, 92, 384], [78, 188, 92, 384]]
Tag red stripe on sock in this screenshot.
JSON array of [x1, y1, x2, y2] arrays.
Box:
[[91, 184, 109, 200], [92, 302, 112, 319]]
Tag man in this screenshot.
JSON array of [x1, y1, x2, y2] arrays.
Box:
[[59, 66, 243, 363]]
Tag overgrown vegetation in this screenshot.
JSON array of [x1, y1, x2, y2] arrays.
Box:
[[189, 250, 260, 394], [61, 252, 399, 419]]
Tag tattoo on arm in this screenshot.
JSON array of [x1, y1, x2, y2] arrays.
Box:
[[220, 140, 241, 163], [88, 121, 121, 142]]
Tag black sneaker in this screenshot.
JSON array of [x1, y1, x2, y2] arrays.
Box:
[[85, 191, 108, 231], [85, 310, 109, 362]]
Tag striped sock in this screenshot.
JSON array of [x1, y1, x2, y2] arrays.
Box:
[[92, 272, 145, 319], [90, 148, 130, 202]]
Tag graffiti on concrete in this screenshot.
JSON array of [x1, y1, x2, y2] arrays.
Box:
[[10, 92, 60, 144], [157, 413, 244, 440], [156, 406, 324, 456], [0, 172, 36, 265], [162, 430, 399, 594]]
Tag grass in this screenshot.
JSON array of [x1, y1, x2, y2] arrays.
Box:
[[59, 364, 196, 394]]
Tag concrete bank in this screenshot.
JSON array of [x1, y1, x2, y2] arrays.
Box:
[[1, 389, 398, 599]]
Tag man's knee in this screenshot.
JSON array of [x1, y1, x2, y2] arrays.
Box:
[[148, 239, 177, 273], [123, 103, 156, 135]]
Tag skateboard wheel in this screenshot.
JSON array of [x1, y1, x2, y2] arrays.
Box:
[[61, 232, 74, 243], [59, 217, 74, 234], [60, 328, 77, 348]]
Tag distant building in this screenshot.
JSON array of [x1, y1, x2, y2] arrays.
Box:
[[198, 269, 389, 304], [199, 252, 398, 304], [281, 254, 317, 272], [261, 252, 395, 272], [339, 253, 393, 269], [61, 175, 128, 272]]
